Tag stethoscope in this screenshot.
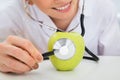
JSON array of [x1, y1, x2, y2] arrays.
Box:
[[24, 0, 99, 62], [42, 1, 99, 62]]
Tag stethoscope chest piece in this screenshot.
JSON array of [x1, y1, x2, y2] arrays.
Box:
[[53, 38, 75, 60], [48, 32, 85, 71]]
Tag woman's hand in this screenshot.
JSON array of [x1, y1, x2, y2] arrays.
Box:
[[0, 35, 43, 74]]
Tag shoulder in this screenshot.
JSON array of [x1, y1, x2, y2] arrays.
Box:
[[85, 0, 117, 15], [95, 0, 117, 17], [84, 0, 118, 25], [0, 0, 25, 21], [0, 0, 26, 28], [0, 0, 25, 39]]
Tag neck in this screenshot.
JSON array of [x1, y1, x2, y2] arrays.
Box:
[[51, 10, 78, 31], [52, 18, 72, 31]]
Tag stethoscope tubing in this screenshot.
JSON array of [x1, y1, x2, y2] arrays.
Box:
[[42, 13, 99, 62], [42, 0, 99, 62], [80, 13, 99, 62]]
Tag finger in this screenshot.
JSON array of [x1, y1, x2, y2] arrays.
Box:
[[0, 63, 24, 74], [0, 59, 22, 73], [4, 44, 39, 70], [0, 63, 12, 73], [0, 55, 32, 73], [6, 35, 43, 63], [0, 43, 39, 70], [0, 64, 31, 74]]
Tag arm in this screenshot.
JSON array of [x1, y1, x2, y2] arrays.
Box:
[[98, 0, 120, 56], [0, 2, 43, 74]]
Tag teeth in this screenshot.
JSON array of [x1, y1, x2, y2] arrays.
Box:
[[56, 4, 70, 10]]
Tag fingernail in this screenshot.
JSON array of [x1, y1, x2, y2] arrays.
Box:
[[33, 63, 39, 69], [37, 55, 43, 62]]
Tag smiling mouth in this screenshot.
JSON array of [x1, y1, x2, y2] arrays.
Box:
[[52, 1, 72, 12]]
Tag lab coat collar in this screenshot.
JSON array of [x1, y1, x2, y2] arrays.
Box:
[[28, 0, 92, 34], [29, 5, 57, 30]]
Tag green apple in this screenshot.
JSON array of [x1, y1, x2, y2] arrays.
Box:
[[48, 32, 85, 71]]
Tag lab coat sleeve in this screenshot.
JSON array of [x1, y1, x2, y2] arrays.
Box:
[[0, 6, 23, 42], [98, 4, 120, 56]]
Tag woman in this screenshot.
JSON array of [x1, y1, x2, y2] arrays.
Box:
[[0, 0, 120, 74]]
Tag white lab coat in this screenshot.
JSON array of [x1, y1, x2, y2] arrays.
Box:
[[0, 0, 120, 56]]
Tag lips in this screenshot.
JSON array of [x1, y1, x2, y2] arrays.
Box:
[[52, 1, 72, 12], [55, 3, 70, 11]]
